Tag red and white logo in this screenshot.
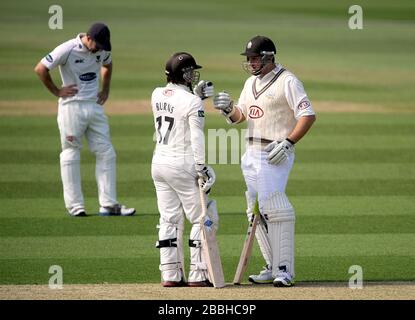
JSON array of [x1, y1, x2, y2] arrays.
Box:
[[298, 100, 311, 110], [248, 106, 264, 119], [163, 89, 174, 97]]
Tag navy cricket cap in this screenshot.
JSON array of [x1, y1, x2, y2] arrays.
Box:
[[88, 22, 111, 51], [241, 35, 276, 57]]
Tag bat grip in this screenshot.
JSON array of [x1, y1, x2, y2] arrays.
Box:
[[198, 178, 208, 220]]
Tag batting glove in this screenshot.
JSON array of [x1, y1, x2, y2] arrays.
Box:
[[196, 165, 216, 193], [193, 80, 214, 100], [265, 139, 295, 165], [213, 92, 234, 115]]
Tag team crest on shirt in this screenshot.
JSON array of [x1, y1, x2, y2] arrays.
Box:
[[198, 110, 205, 117], [248, 105, 264, 119], [298, 100, 311, 110], [163, 89, 174, 97], [96, 55, 101, 63]]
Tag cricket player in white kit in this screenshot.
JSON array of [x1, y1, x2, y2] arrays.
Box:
[[34, 22, 135, 217], [214, 36, 316, 287], [151, 52, 217, 287]]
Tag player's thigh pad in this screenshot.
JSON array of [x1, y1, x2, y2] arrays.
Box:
[[263, 192, 295, 277]]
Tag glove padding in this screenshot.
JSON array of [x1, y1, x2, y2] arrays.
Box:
[[193, 80, 214, 100], [213, 92, 234, 115], [265, 139, 294, 165], [196, 165, 216, 193]]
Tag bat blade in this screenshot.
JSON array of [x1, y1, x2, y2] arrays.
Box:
[[201, 220, 226, 288]]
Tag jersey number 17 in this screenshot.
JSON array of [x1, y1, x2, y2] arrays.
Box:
[[156, 116, 174, 144]]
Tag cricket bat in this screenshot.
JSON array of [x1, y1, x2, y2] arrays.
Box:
[[199, 181, 226, 288], [233, 199, 260, 285]]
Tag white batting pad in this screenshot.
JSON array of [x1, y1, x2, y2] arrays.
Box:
[[188, 223, 209, 282], [245, 191, 272, 267], [207, 199, 219, 231], [263, 192, 295, 277], [157, 221, 185, 282]]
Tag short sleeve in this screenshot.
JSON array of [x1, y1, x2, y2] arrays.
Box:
[[102, 52, 112, 65], [40, 41, 73, 70], [284, 75, 315, 119]]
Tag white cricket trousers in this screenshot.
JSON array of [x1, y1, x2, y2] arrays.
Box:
[[152, 161, 208, 282], [57, 101, 117, 212], [241, 146, 295, 210]]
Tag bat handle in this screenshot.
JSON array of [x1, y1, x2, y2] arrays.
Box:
[[198, 178, 208, 220]]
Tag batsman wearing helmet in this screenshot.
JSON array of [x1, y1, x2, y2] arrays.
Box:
[[151, 52, 217, 287], [214, 36, 316, 287]]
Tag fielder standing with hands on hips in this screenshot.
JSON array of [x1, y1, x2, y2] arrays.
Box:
[[34, 22, 135, 217], [151, 52, 218, 287], [214, 36, 316, 287]]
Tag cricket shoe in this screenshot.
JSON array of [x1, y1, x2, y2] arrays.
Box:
[[161, 279, 187, 288], [69, 207, 87, 217], [99, 204, 136, 216], [187, 280, 214, 287], [273, 267, 294, 287], [248, 265, 273, 284]]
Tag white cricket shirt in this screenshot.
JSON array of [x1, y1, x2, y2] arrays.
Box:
[[151, 83, 206, 168], [237, 64, 315, 142], [41, 33, 112, 104]]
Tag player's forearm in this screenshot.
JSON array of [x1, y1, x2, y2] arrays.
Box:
[[101, 63, 112, 93], [34, 63, 60, 97], [229, 106, 245, 123], [287, 115, 316, 143]]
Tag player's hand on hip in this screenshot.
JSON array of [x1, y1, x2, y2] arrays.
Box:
[[58, 84, 78, 98], [97, 90, 109, 105], [265, 139, 294, 165], [213, 92, 234, 115], [196, 165, 216, 193], [193, 80, 214, 100]]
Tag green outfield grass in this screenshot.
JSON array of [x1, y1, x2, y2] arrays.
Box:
[[0, 113, 414, 284], [1, 0, 415, 110], [0, 0, 414, 286]]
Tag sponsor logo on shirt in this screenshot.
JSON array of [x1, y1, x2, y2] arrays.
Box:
[[248, 105, 264, 119], [79, 72, 97, 82], [75, 59, 84, 63], [46, 54, 53, 63], [198, 110, 205, 118], [163, 89, 173, 97], [298, 100, 311, 110]]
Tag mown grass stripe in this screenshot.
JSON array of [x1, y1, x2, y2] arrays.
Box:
[[0, 214, 413, 237], [2, 163, 415, 182], [1, 234, 413, 260], [1, 179, 414, 198], [0, 255, 413, 284], [3, 149, 415, 164], [1, 195, 413, 218]]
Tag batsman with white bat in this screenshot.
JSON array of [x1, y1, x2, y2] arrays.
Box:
[[151, 52, 219, 287], [214, 36, 316, 287]]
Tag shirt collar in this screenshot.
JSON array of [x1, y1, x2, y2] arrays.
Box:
[[76, 33, 89, 52], [257, 64, 283, 84], [166, 82, 191, 92]]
